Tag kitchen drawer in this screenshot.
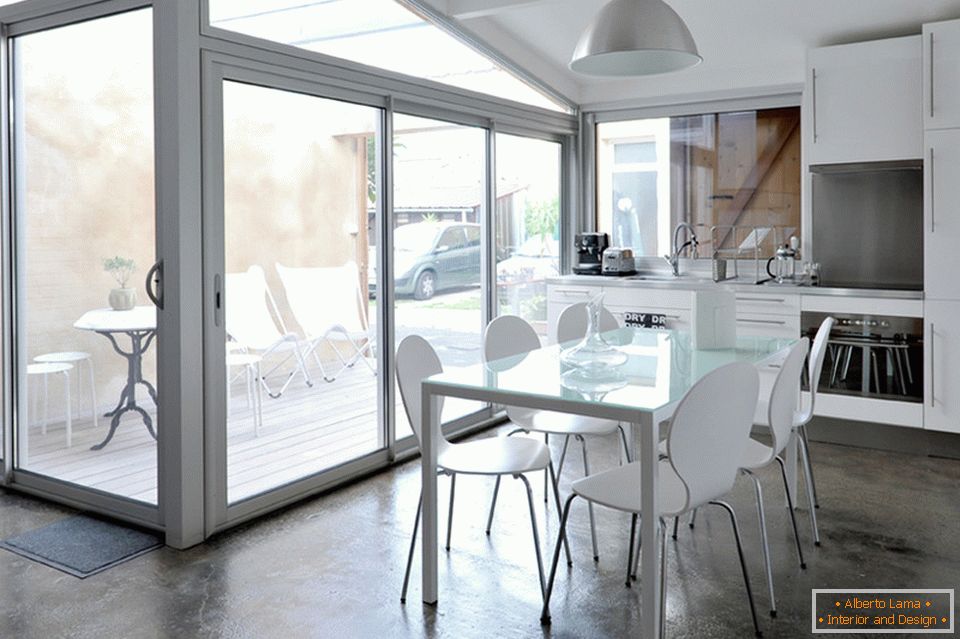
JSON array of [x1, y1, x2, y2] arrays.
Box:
[[736, 313, 801, 339], [603, 286, 692, 311], [547, 284, 599, 305], [735, 293, 801, 316]]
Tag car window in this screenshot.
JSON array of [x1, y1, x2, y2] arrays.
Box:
[[465, 226, 481, 247], [438, 227, 466, 249]]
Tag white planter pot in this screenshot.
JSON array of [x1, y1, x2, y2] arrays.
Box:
[[109, 287, 137, 311]]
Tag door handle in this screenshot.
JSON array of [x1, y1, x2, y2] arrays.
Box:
[[930, 32, 935, 119], [145, 260, 163, 310], [811, 67, 818, 143], [214, 274, 223, 328], [929, 147, 935, 233], [930, 322, 935, 407]]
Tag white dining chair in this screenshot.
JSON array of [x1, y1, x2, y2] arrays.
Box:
[[737, 338, 810, 618], [484, 314, 629, 561], [396, 335, 569, 604], [540, 361, 763, 639], [757, 316, 835, 546], [555, 301, 619, 345]]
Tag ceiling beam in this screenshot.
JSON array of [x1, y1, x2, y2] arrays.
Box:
[[447, 0, 552, 20]]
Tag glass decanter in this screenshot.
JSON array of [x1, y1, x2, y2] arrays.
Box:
[[559, 293, 628, 373]]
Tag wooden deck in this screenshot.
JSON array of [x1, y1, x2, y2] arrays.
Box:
[[21, 357, 481, 505], [23, 360, 383, 504]]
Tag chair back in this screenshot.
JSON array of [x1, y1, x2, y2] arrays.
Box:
[[666, 362, 759, 511], [484, 315, 541, 362], [396, 335, 448, 454], [767, 338, 810, 456], [555, 302, 619, 344], [276, 262, 368, 339], [798, 316, 835, 425], [224, 265, 287, 351]]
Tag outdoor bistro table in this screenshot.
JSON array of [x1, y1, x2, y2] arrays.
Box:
[[74, 306, 157, 451], [417, 327, 797, 637]]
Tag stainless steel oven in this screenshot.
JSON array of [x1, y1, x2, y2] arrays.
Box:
[[801, 311, 923, 402]]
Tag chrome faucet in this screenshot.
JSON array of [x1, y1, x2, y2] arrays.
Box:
[[663, 222, 700, 276]]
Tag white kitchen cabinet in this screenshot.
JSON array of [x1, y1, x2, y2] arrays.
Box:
[[806, 35, 922, 164], [925, 300, 960, 433], [923, 19, 960, 130], [924, 129, 960, 301], [735, 313, 800, 339]]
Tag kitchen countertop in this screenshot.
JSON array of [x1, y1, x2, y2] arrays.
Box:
[[548, 274, 924, 300]]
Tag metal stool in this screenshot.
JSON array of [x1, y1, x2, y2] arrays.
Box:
[[34, 351, 98, 430], [227, 352, 264, 437], [26, 362, 74, 447]]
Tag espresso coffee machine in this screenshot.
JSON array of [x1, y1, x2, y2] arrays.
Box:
[[573, 233, 609, 275]]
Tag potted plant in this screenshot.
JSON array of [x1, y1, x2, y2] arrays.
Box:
[[103, 256, 137, 311]]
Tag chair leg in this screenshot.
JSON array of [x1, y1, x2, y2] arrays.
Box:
[[689, 508, 698, 529], [745, 470, 776, 617], [626, 514, 637, 588], [659, 517, 668, 639], [445, 473, 456, 551], [797, 434, 821, 546], [617, 424, 632, 463], [671, 516, 679, 540], [799, 425, 820, 509], [400, 490, 423, 604], [540, 493, 577, 625], [516, 474, 546, 599], [577, 435, 600, 561], [42, 373, 49, 435], [556, 434, 571, 479], [62, 370, 72, 448], [485, 476, 501, 536], [544, 433, 549, 503], [631, 517, 642, 581], [547, 460, 572, 566], [486, 428, 528, 535], [710, 501, 762, 638], [775, 456, 807, 569]]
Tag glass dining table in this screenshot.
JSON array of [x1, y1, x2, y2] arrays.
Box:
[[417, 327, 798, 636]]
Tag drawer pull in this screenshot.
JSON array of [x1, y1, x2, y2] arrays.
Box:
[[738, 318, 787, 326], [554, 288, 592, 296], [736, 296, 786, 303]]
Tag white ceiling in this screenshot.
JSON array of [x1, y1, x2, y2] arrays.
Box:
[[421, 0, 960, 108]]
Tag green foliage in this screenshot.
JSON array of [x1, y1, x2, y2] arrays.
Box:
[[421, 212, 440, 224], [525, 197, 560, 240], [103, 256, 136, 288]]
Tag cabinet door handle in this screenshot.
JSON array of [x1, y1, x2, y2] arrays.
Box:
[[811, 67, 818, 142], [930, 32, 935, 119], [737, 296, 786, 303], [930, 322, 935, 407], [555, 288, 591, 296], [738, 318, 787, 326], [930, 147, 936, 233]]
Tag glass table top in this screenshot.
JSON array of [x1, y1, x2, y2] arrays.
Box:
[[425, 327, 796, 414]]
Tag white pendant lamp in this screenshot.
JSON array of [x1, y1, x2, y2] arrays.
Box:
[[571, 0, 701, 76]]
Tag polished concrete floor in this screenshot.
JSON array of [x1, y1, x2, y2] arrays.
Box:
[[0, 426, 957, 639]]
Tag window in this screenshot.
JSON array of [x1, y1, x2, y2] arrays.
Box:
[[208, 0, 568, 112], [596, 107, 801, 259]]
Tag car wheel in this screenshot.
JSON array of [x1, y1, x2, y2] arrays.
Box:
[[414, 271, 436, 300]]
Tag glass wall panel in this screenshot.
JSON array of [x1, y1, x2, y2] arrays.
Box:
[[495, 134, 561, 337], [391, 114, 486, 439], [222, 81, 382, 503], [596, 108, 802, 259], [12, 9, 158, 503], [207, 0, 568, 112]]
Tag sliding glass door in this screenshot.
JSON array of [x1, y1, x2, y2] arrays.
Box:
[[392, 114, 489, 439], [9, 8, 160, 509]]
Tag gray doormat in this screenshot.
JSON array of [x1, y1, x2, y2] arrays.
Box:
[[0, 514, 162, 578]]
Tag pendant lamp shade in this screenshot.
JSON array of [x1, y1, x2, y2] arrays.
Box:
[[571, 0, 701, 76]]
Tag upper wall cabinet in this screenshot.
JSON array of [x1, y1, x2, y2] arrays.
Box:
[[924, 19, 960, 130], [806, 36, 922, 165]]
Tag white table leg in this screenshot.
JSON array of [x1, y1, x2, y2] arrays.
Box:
[[639, 412, 661, 639], [421, 388, 440, 604]]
